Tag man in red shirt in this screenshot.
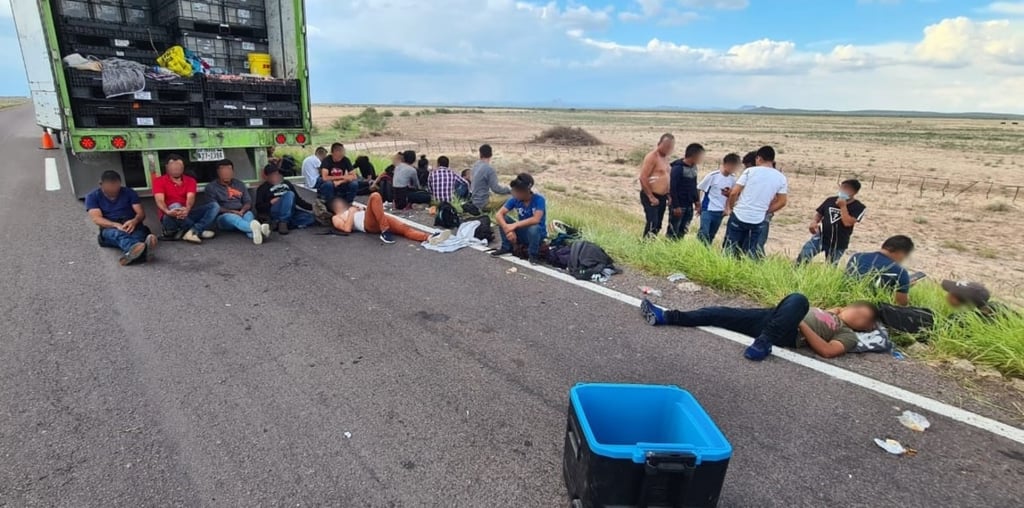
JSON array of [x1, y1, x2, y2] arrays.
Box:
[[153, 154, 220, 244]]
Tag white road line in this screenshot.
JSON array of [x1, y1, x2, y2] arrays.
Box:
[[44, 157, 60, 191], [393, 214, 1024, 445]]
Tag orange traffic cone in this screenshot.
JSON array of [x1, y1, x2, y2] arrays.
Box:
[[40, 130, 56, 150]]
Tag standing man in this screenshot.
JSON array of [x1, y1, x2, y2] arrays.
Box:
[[723, 146, 788, 258], [697, 153, 741, 244], [206, 160, 270, 245], [152, 154, 219, 244], [85, 170, 157, 265], [797, 179, 867, 265], [302, 146, 327, 189], [639, 134, 674, 238], [428, 155, 469, 203], [847, 235, 915, 306], [668, 143, 705, 240], [470, 144, 510, 211], [318, 143, 358, 204], [255, 165, 316, 234]]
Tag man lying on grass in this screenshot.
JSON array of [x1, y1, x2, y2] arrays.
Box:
[[641, 294, 879, 361]]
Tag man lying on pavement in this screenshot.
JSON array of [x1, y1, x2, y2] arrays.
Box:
[[329, 192, 449, 245]]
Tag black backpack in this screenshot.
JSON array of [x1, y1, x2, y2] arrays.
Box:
[[434, 202, 461, 229], [878, 304, 935, 335], [465, 215, 494, 242], [462, 202, 481, 217]]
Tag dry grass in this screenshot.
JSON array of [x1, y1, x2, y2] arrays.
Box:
[[533, 126, 602, 146]]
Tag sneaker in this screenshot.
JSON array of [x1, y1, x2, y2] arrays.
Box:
[[277, 221, 290, 235], [250, 220, 264, 245], [640, 299, 667, 326], [743, 337, 773, 361], [428, 230, 452, 245], [200, 230, 216, 240], [261, 223, 271, 237], [383, 202, 393, 211], [144, 234, 158, 262], [120, 242, 146, 266], [490, 248, 513, 258], [379, 230, 396, 244], [182, 230, 202, 244], [528, 256, 541, 265]]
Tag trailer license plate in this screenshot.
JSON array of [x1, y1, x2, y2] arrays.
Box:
[[192, 149, 225, 162]]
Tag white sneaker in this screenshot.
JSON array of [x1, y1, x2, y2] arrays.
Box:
[[250, 220, 263, 245], [182, 230, 202, 244], [261, 223, 271, 237], [200, 230, 216, 239]]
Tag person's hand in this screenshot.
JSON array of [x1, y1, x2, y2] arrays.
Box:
[[271, 197, 280, 205], [671, 207, 683, 218], [836, 198, 848, 208], [122, 219, 137, 234], [723, 206, 732, 217], [647, 194, 658, 206], [505, 230, 517, 243], [234, 211, 244, 216], [809, 223, 820, 235], [502, 223, 516, 234], [694, 205, 701, 216]]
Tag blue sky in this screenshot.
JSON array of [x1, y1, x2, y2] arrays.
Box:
[[3, 0, 1024, 112]]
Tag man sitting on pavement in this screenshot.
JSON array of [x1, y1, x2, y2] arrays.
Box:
[[470, 144, 511, 211], [641, 294, 879, 361], [206, 160, 270, 245], [302, 146, 327, 190], [86, 170, 157, 265], [330, 192, 446, 244], [428, 155, 470, 204], [255, 165, 316, 235], [797, 179, 867, 265], [318, 143, 358, 204], [152, 154, 218, 244], [847, 235, 915, 306], [490, 173, 547, 264], [392, 150, 431, 210]]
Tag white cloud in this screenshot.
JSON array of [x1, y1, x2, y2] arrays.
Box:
[[619, 0, 744, 24], [914, 17, 1024, 66], [679, 0, 749, 9], [984, 1, 1024, 15]]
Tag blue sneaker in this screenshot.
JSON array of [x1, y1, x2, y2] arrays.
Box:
[[641, 299, 667, 326], [379, 231, 396, 244], [743, 337, 773, 361]]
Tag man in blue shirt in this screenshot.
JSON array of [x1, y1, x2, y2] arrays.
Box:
[[85, 171, 157, 266], [491, 173, 546, 264], [847, 235, 915, 306]]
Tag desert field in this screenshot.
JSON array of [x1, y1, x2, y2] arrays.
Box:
[[310, 105, 1024, 304]]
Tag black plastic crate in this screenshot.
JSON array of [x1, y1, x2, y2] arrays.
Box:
[[91, 0, 125, 24], [157, 0, 225, 25], [205, 99, 258, 116], [223, 5, 266, 29], [73, 100, 202, 128], [203, 115, 268, 128], [179, 33, 231, 69], [204, 77, 301, 102], [59, 22, 171, 51], [65, 43, 162, 62], [66, 68, 203, 103], [56, 0, 92, 20], [123, 0, 154, 25]]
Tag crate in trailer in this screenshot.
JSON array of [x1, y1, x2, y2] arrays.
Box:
[[71, 100, 134, 128], [65, 68, 202, 103], [91, 1, 125, 24], [156, 0, 225, 26], [136, 103, 204, 127], [203, 115, 269, 128], [73, 100, 202, 128], [123, 0, 154, 25], [66, 44, 162, 62], [223, 5, 266, 29], [206, 99, 258, 115], [564, 384, 732, 508], [179, 33, 231, 68], [60, 22, 170, 52], [56, 0, 92, 20]]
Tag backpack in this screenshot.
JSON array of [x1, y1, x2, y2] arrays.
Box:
[[462, 202, 482, 217], [312, 199, 333, 227], [465, 215, 494, 242], [568, 241, 617, 280], [877, 304, 935, 335], [547, 245, 572, 268], [434, 202, 461, 229]]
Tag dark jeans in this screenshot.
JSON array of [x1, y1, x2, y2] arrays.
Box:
[[394, 188, 431, 209], [724, 215, 767, 259], [666, 293, 809, 347], [641, 191, 668, 237], [454, 182, 470, 200], [501, 216, 545, 257], [160, 202, 219, 236], [98, 225, 152, 253], [697, 210, 725, 245], [796, 234, 846, 265], [317, 179, 359, 204], [757, 216, 772, 253], [270, 191, 316, 228], [667, 206, 695, 240]]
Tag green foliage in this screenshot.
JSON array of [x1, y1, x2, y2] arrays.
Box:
[[400, 111, 412, 117], [329, 107, 390, 137]]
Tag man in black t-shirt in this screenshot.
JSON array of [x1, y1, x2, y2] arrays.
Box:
[[797, 179, 866, 265], [317, 142, 358, 204]]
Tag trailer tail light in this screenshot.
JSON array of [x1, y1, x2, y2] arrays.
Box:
[[275, 133, 287, 144], [79, 137, 96, 150], [295, 133, 307, 145], [111, 136, 128, 149]]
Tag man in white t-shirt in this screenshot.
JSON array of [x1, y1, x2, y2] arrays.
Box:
[[301, 146, 327, 189], [696, 153, 741, 245], [723, 146, 788, 258]]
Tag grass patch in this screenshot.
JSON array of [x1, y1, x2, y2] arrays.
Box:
[[547, 198, 1024, 378], [330, 107, 389, 137], [985, 201, 1013, 213], [940, 240, 969, 252], [533, 126, 603, 146], [544, 183, 568, 193], [913, 216, 929, 225]]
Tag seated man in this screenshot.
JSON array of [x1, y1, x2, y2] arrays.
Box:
[[942, 280, 1011, 319], [427, 156, 470, 204], [797, 179, 866, 265], [847, 235, 915, 306], [392, 150, 431, 210], [330, 193, 444, 244], [354, 155, 378, 196], [301, 146, 327, 189], [85, 170, 157, 266], [491, 173, 547, 264], [641, 294, 878, 361], [206, 159, 270, 245], [317, 142, 358, 204], [152, 153, 219, 244], [255, 165, 316, 234]]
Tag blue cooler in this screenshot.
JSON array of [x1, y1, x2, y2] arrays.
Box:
[[563, 383, 732, 508]]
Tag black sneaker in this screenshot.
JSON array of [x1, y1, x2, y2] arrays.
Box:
[[380, 231, 396, 244], [528, 256, 541, 265], [277, 221, 290, 235], [144, 235, 158, 262], [490, 248, 513, 257]]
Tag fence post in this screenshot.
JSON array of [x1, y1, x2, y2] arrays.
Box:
[[812, 169, 817, 185], [987, 182, 993, 199], [941, 180, 949, 196], [919, 177, 926, 197], [870, 175, 875, 189], [1014, 186, 1020, 203], [896, 175, 902, 193]]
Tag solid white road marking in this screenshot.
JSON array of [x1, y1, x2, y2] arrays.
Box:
[[393, 214, 1024, 445], [44, 157, 60, 191]]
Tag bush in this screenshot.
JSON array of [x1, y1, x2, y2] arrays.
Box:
[[533, 126, 603, 146], [399, 111, 411, 117], [382, 110, 394, 117], [985, 201, 1013, 213]]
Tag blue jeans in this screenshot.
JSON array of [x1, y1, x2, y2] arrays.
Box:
[[666, 293, 809, 347], [501, 216, 545, 258], [160, 202, 219, 236], [723, 216, 767, 258], [216, 211, 257, 238], [797, 234, 847, 265], [757, 218, 772, 253], [318, 179, 358, 203], [270, 191, 316, 229], [667, 207, 694, 240], [697, 210, 725, 245], [98, 225, 152, 253]]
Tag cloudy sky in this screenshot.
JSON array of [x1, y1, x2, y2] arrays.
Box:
[[2, 0, 1023, 112]]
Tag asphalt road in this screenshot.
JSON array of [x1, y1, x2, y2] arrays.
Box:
[[0, 105, 1022, 507]]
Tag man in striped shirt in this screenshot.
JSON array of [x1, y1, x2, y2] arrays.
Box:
[[428, 156, 469, 203]]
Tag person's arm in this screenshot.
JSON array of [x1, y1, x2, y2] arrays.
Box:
[[809, 212, 823, 234], [332, 209, 355, 233], [487, 168, 509, 194], [254, 185, 272, 215], [238, 184, 252, 215], [767, 193, 788, 214], [121, 203, 146, 234], [184, 192, 196, 215], [894, 270, 911, 306], [496, 203, 516, 241], [669, 165, 684, 217], [510, 207, 544, 229], [639, 153, 657, 205], [798, 322, 848, 359], [724, 184, 744, 214], [836, 199, 858, 227], [154, 193, 172, 217], [87, 209, 122, 229]]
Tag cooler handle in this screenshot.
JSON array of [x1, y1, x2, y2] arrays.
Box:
[[567, 427, 581, 460], [639, 452, 697, 508]]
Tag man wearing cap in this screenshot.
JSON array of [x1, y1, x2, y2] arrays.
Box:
[[942, 280, 1004, 318], [255, 165, 316, 235]]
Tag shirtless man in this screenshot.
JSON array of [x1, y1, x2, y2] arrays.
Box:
[[639, 133, 674, 237]]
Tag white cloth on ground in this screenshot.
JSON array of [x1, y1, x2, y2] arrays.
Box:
[[422, 221, 487, 253]]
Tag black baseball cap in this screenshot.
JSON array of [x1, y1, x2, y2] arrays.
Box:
[[941, 280, 991, 307]]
